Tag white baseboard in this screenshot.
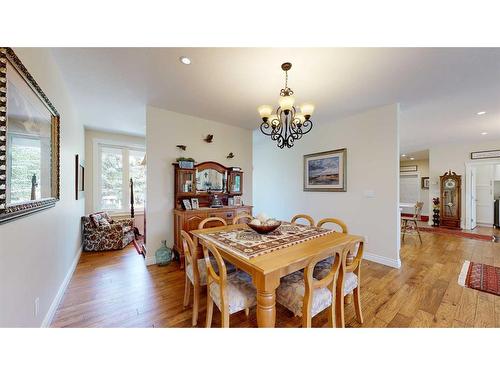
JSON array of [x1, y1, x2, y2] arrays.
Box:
[[41, 246, 82, 328], [145, 256, 156, 266], [363, 251, 401, 269]]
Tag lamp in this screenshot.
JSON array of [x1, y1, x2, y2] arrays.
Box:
[[257, 62, 314, 148]]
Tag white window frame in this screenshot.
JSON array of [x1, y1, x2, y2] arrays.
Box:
[[93, 138, 145, 214]]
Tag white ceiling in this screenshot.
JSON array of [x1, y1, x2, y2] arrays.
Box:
[[50, 48, 500, 151], [400, 149, 429, 162]]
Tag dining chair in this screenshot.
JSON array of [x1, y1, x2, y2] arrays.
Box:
[[204, 242, 257, 328], [198, 217, 237, 274], [233, 213, 253, 224], [314, 218, 349, 267], [276, 251, 341, 327], [181, 230, 206, 326], [401, 201, 424, 243], [313, 239, 364, 327], [291, 214, 315, 226], [199, 217, 228, 229]]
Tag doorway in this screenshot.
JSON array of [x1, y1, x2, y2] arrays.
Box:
[[465, 159, 500, 230]]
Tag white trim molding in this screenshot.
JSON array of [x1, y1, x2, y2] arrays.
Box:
[[41, 246, 82, 328], [145, 256, 156, 266], [363, 251, 401, 269]]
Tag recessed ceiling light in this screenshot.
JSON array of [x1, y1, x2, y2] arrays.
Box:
[[179, 56, 191, 65], [477, 111, 486, 115], [481, 132, 488, 135], [401, 154, 406, 157], [410, 157, 415, 160]]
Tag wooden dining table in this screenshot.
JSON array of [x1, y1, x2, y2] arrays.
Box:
[[190, 223, 364, 328]]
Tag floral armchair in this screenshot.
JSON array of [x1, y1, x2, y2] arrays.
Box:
[[82, 212, 135, 251]]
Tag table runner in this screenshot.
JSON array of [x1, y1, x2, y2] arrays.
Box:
[[196, 222, 333, 259]]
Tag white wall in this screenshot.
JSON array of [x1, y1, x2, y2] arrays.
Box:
[[253, 104, 401, 268], [429, 139, 500, 228], [0, 48, 85, 327], [146, 106, 253, 264], [400, 159, 430, 217]]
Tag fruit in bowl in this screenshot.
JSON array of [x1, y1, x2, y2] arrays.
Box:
[[247, 218, 281, 234]]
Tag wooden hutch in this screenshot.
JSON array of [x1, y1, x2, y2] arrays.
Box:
[[173, 161, 252, 265]]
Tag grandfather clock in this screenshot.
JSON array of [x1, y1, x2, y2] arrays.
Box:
[[439, 170, 461, 229]]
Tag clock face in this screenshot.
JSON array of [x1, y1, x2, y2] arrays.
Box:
[[445, 178, 456, 189]]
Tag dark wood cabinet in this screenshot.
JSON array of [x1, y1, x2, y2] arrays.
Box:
[[228, 170, 243, 195], [172, 161, 250, 266], [440, 170, 461, 229]]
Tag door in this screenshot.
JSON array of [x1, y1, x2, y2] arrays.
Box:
[[471, 167, 477, 229], [400, 173, 420, 215], [475, 165, 494, 225]]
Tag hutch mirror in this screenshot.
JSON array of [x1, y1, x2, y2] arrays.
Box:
[[196, 168, 225, 192]]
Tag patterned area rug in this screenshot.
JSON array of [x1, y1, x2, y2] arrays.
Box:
[[419, 226, 493, 242], [197, 222, 332, 259], [458, 261, 500, 296]]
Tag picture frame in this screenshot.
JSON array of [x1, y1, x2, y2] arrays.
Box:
[[234, 196, 242, 206], [182, 199, 192, 210], [421, 177, 429, 189], [470, 149, 500, 160], [190, 198, 199, 209], [75, 154, 85, 200], [228, 197, 234, 206], [303, 148, 347, 192], [400, 165, 418, 172], [0, 47, 61, 224]]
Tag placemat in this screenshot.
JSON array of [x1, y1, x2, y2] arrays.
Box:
[[197, 222, 333, 259]]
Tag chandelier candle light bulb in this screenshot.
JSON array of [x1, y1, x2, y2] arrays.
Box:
[[279, 95, 295, 111], [258, 105, 273, 120], [257, 62, 314, 149], [300, 103, 315, 118]]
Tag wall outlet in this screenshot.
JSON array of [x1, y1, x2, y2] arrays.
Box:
[[34, 297, 40, 317]]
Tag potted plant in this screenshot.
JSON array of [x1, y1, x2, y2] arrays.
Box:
[[176, 157, 195, 169]]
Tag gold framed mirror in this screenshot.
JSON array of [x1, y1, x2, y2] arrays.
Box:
[[0, 48, 60, 224]]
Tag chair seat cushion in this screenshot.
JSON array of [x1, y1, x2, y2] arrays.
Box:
[[276, 271, 333, 318], [186, 258, 236, 286], [209, 271, 257, 314], [313, 262, 358, 295]]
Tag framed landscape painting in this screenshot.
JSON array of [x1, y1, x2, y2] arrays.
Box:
[[303, 148, 347, 192]]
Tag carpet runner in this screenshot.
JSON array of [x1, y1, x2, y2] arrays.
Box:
[[458, 261, 500, 296], [419, 226, 493, 242]]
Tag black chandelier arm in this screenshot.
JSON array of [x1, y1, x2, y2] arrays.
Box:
[[299, 119, 313, 135], [260, 121, 275, 136], [259, 104, 312, 149]]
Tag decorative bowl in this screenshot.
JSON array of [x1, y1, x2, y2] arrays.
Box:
[[247, 221, 282, 234]]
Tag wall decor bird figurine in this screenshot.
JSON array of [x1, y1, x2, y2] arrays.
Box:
[[203, 134, 214, 143], [176, 145, 187, 151], [226, 152, 234, 159]]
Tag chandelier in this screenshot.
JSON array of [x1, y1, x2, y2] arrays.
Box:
[[258, 62, 314, 149]]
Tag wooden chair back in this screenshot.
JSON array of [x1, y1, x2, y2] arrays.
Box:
[[345, 239, 364, 274], [302, 251, 341, 328], [317, 218, 348, 234], [291, 214, 315, 227], [198, 217, 227, 229], [181, 230, 200, 284], [414, 202, 424, 219], [233, 213, 253, 224], [203, 242, 229, 310]]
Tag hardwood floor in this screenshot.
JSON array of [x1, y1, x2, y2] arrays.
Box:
[[51, 231, 500, 328]]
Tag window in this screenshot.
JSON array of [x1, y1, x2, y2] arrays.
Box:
[[95, 141, 145, 212]]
